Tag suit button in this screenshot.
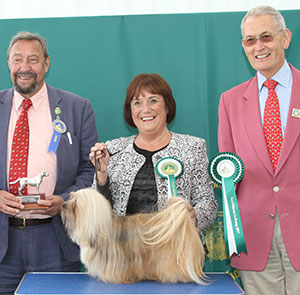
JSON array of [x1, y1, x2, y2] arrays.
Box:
[[273, 186, 279, 192], [269, 214, 275, 219]]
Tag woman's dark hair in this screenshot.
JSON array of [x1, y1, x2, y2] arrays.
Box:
[[123, 73, 176, 128]]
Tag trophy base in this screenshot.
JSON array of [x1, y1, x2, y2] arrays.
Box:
[[17, 193, 49, 211]]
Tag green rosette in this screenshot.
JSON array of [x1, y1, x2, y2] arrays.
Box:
[[155, 157, 184, 198], [209, 152, 247, 256], [209, 152, 244, 185]]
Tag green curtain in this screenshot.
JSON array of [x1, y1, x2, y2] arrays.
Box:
[[1, 10, 300, 283]]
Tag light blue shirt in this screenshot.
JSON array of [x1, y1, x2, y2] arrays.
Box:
[[257, 61, 293, 137]]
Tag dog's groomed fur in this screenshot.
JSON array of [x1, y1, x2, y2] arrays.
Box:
[[61, 188, 206, 284]]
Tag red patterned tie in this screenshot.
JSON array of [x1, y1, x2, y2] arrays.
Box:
[[263, 80, 283, 172], [9, 98, 32, 195]]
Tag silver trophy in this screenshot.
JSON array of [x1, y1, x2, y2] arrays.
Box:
[[9, 172, 49, 210]]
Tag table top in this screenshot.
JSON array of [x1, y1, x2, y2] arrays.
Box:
[[15, 272, 244, 295]]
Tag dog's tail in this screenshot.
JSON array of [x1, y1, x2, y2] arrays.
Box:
[[138, 197, 206, 284], [9, 178, 20, 185]]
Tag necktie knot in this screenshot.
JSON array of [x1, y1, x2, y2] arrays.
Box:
[[264, 79, 278, 90], [22, 99, 32, 111]]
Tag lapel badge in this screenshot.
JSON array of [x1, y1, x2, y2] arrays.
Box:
[[55, 107, 61, 116], [292, 108, 300, 118]]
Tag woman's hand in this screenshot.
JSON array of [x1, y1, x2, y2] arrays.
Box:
[[186, 203, 197, 224], [89, 143, 110, 185]]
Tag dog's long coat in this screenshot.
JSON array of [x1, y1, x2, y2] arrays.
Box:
[[61, 188, 206, 284]]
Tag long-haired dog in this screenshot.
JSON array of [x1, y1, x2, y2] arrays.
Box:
[[61, 188, 206, 284]]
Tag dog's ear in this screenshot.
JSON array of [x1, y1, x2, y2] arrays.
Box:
[[89, 238, 97, 248], [68, 192, 78, 215], [72, 198, 77, 215]]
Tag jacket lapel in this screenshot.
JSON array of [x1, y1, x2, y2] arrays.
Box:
[[242, 76, 274, 175], [0, 89, 13, 190], [47, 85, 62, 121], [46, 85, 63, 184], [276, 65, 300, 173]]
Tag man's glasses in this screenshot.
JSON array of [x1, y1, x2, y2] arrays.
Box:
[[242, 31, 282, 47]]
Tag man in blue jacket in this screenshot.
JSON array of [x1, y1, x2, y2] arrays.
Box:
[[0, 31, 98, 294]]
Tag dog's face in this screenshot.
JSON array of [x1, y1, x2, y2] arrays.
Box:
[[61, 188, 113, 247]]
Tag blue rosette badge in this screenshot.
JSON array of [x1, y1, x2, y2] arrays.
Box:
[[48, 107, 67, 154], [209, 152, 247, 256]]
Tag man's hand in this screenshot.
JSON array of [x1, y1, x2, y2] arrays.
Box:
[[30, 195, 64, 216], [0, 190, 24, 215]]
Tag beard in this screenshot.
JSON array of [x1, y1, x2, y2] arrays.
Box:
[[13, 71, 38, 95]]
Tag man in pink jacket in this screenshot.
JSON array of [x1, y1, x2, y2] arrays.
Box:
[[218, 5, 300, 295]]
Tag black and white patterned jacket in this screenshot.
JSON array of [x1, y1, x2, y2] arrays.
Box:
[[99, 132, 218, 230]]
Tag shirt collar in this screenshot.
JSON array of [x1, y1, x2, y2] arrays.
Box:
[[257, 60, 292, 92], [13, 82, 48, 112]]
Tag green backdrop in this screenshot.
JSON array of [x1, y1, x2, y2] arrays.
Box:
[[1, 10, 300, 281], [1, 10, 300, 156]]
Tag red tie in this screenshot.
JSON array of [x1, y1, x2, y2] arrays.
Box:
[[263, 80, 283, 172], [9, 99, 32, 195]]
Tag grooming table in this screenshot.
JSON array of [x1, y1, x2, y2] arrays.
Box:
[[15, 272, 244, 295]]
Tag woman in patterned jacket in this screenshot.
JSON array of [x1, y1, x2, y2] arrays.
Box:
[[89, 73, 217, 230]]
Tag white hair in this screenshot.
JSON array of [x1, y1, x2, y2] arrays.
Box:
[[241, 6, 286, 38]]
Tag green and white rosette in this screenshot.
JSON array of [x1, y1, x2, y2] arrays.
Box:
[[155, 157, 184, 198], [209, 152, 247, 256]]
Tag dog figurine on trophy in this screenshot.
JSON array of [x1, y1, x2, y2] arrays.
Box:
[[9, 172, 49, 210]]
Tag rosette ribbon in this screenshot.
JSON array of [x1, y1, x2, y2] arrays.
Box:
[[48, 114, 67, 154], [209, 152, 247, 256], [155, 157, 184, 198]]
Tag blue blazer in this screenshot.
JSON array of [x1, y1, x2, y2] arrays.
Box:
[[0, 84, 98, 262]]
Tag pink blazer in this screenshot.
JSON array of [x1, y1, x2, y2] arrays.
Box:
[[218, 64, 300, 271]]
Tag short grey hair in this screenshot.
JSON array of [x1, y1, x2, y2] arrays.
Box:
[[7, 31, 49, 60], [241, 6, 286, 37]]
